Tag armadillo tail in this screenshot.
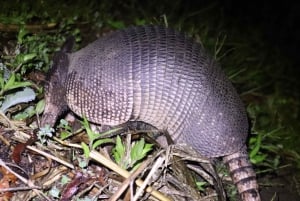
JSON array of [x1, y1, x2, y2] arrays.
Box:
[[223, 149, 261, 201]]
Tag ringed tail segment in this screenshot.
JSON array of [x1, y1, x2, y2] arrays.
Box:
[[223, 147, 261, 201]]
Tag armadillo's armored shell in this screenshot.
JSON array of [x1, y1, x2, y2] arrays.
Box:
[[66, 26, 248, 158]]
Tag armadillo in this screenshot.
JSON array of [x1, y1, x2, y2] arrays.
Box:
[[41, 25, 261, 201]]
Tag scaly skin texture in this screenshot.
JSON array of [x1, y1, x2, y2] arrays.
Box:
[[41, 26, 261, 201], [223, 147, 260, 201]]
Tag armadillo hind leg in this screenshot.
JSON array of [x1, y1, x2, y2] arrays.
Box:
[[223, 146, 261, 201]]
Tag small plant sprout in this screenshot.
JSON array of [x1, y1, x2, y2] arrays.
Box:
[[38, 124, 55, 144]]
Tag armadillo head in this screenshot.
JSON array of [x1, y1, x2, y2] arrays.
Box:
[[41, 37, 75, 127]]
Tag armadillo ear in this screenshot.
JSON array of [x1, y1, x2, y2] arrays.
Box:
[[49, 51, 69, 83], [49, 36, 73, 77], [61, 36, 75, 53]]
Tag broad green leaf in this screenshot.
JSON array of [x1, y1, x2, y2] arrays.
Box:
[[17, 27, 28, 44], [4, 73, 16, 91], [81, 142, 90, 158], [23, 53, 37, 63], [196, 181, 207, 191], [92, 138, 114, 149], [13, 105, 35, 120], [113, 136, 125, 164], [35, 99, 45, 115], [131, 138, 145, 161], [60, 131, 72, 140], [81, 117, 100, 142], [0, 87, 35, 112], [142, 143, 153, 156]]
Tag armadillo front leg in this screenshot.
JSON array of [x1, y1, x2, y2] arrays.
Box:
[[223, 147, 261, 201]]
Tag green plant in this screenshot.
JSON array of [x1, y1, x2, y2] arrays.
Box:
[[112, 135, 153, 170], [57, 119, 73, 140], [0, 72, 32, 97], [196, 181, 208, 192], [80, 117, 116, 158], [0, 26, 62, 118], [0, 69, 35, 116], [37, 124, 55, 144]]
